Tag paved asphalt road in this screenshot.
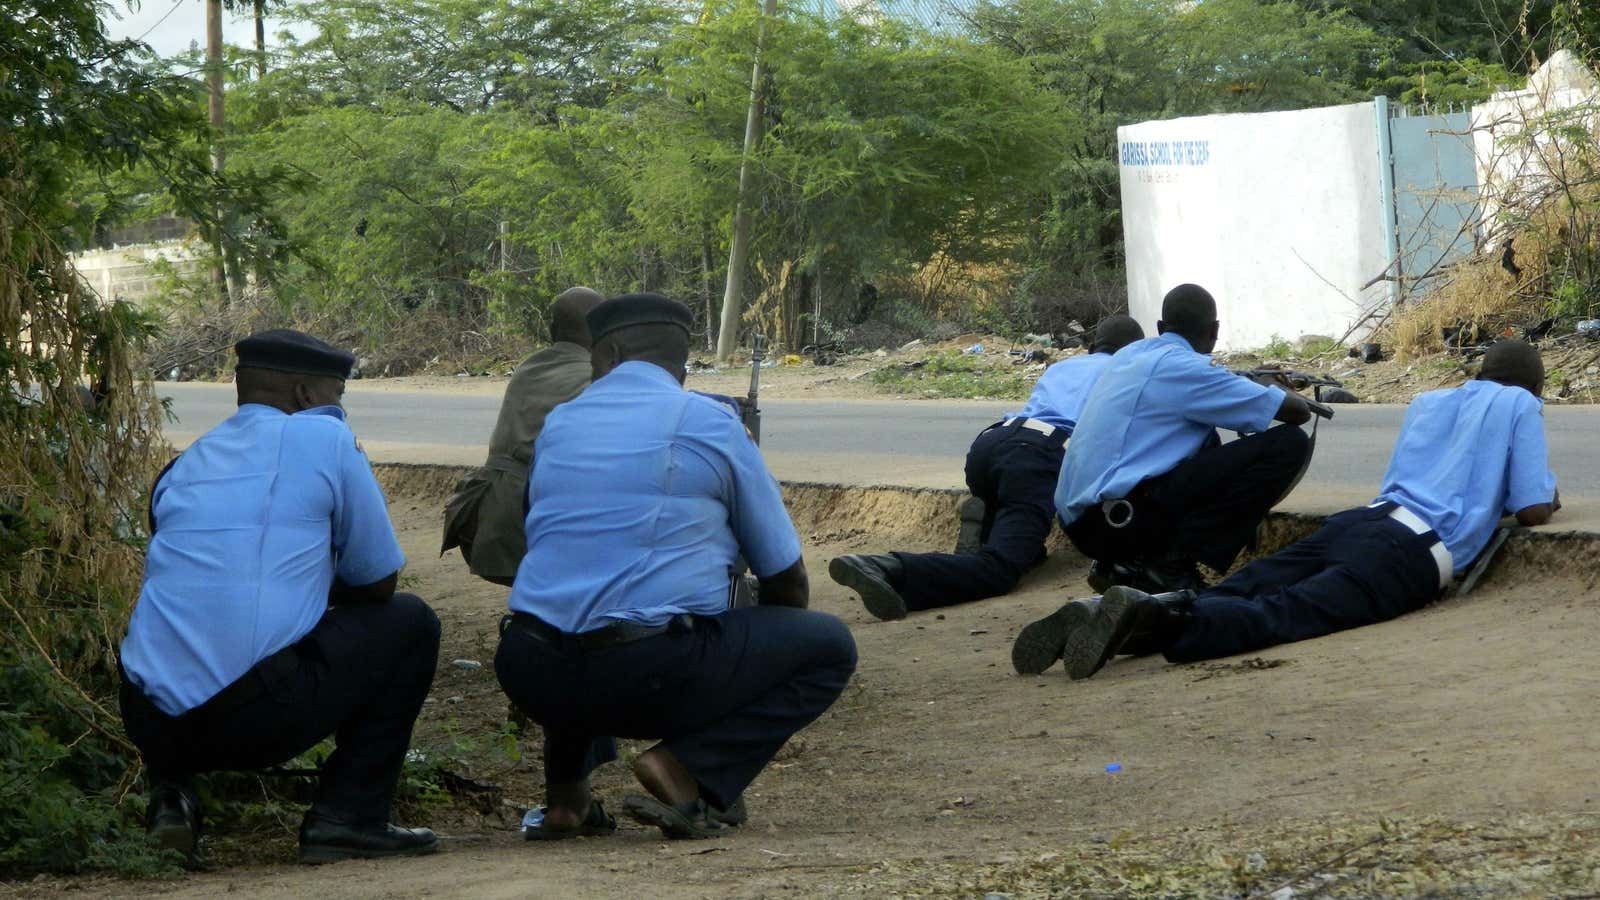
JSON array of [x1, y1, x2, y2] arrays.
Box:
[[157, 382, 1600, 522]]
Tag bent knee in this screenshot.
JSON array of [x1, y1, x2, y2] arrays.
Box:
[[813, 613, 858, 674], [389, 592, 442, 647]]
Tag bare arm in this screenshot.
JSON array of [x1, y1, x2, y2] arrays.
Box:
[[1515, 495, 1557, 527], [330, 570, 398, 605], [1254, 374, 1312, 426], [757, 559, 809, 609]]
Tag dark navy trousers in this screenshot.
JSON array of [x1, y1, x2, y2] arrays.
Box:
[[1167, 505, 1445, 662], [495, 606, 857, 810], [892, 421, 1066, 611], [1065, 423, 1310, 572], [120, 593, 441, 825]]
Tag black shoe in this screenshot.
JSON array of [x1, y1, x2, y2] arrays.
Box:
[[1011, 598, 1098, 675], [1086, 560, 1135, 593], [828, 554, 908, 621], [955, 496, 986, 554], [1062, 586, 1195, 681], [146, 783, 201, 868], [298, 814, 439, 864], [1131, 560, 1207, 594]]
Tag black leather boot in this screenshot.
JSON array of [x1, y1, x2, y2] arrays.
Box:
[[146, 782, 202, 868], [1062, 586, 1195, 680], [827, 554, 908, 620], [299, 812, 439, 864]]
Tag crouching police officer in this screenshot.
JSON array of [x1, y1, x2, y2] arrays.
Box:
[[496, 293, 857, 840], [1017, 339, 1558, 678], [828, 316, 1144, 619], [1055, 283, 1312, 594], [119, 330, 441, 865]]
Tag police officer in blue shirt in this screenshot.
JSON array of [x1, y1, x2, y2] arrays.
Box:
[[1017, 339, 1559, 678], [827, 316, 1145, 620], [1054, 284, 1312, 594], [119, 330, 441, 865], [496, 294, 857, 841]]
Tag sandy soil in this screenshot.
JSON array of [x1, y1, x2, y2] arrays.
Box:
[[23, 475, 1600, 898]]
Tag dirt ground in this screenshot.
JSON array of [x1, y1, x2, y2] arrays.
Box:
[[22, 475, 1600, 898]]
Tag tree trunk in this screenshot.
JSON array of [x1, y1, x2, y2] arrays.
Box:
[[206, 0, 229, 306], [254, 0, 267, 79], [715, 0, 779, 362], [700, 239, 715, 352]]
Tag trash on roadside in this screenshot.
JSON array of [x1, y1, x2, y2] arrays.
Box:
[[1577, 319, 1600, 337], [964, 343, 984, 355], [1104, 762, 1122, 773]]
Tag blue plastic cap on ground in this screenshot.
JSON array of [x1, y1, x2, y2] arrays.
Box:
[[1104, 763, 1122, 773]]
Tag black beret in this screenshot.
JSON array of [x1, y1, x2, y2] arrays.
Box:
[[587, 293, 693, 342], [234, 329, 355, 379]]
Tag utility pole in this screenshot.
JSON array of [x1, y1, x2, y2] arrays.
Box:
[[715, 0, 779, 362]]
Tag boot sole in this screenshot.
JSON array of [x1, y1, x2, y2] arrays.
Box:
[[1011, 600, 1095, 675], [1062, 586, 1143, 680], [954, 496, 986, 555], [298, 838, 439, 865], [828, 557, 908, 621]]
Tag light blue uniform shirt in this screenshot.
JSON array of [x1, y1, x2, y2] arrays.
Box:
[[509, 361, 803, 632], [1375, 379, 1556, 572], [1007, 352, 1112, 433], [1054, 332, 1285, 526], [121, 404, 405, 716]]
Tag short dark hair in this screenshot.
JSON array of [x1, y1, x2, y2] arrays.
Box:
[[1478, 339, 1544, 394], [1160, 284, 1217, 336], [1091, 315, 1145, 354]]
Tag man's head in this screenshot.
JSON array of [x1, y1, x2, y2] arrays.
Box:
[[233, 329, 353, 413], [548, 286, 606, 348], [1090, 314, 1146, 355], [1477, 338, 1544, 397], [1156, 283, 1221, 353], [586, 293, 694, 383]]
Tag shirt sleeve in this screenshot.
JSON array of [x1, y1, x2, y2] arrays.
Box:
[[332, 430, 407, 586], [720, 416, 803, 578], [1174, 358, 1284, 434], [1503, 399, 1558, 513]]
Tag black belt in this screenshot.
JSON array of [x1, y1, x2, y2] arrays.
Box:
[[501, 611, 695, 652]]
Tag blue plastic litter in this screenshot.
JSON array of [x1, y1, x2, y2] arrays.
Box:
[[1104, 763, 1122, 773], [520, 807, 545, 832], [965, 343, 984, 354]]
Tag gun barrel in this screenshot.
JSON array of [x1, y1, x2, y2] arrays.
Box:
[[748, 334, 765, 403]]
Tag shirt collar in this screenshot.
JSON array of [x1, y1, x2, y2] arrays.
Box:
[[1157, 331, 1199, 354], [605, 360, 684, 389], [235, 403, 347, 421]]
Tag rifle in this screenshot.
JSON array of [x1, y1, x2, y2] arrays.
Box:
[[743, 334, 765, 443], [729, 334, 766, 609], [1233, 367, 1339, 420]]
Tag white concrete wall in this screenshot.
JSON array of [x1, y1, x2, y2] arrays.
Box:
[[70, 239, 204, 307], [1119, 102, 1391, 351], [1471, 52, 1600, 237]]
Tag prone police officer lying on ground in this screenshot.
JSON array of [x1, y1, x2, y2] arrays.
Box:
[[442, 287, 606, 585], [828, 316, 1145, 620], [119, 330, 442, 866], [496, 293, 858, 841], [1054, 283, 1312, 597], [1015, 338, 1559, 679]]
